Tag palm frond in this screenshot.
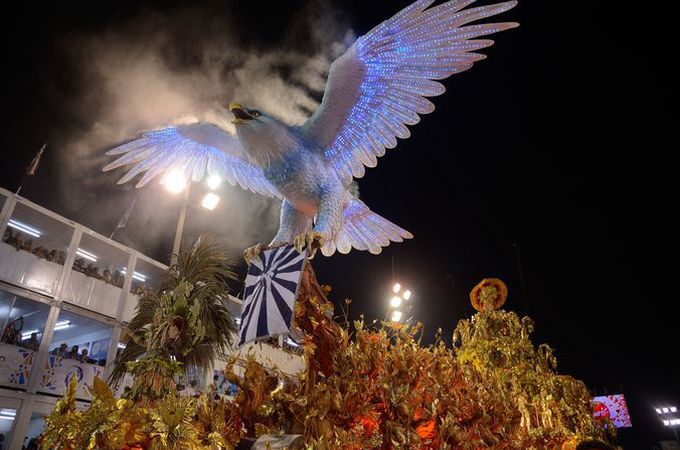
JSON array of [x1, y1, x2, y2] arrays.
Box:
[[110, 235, 237, 386]]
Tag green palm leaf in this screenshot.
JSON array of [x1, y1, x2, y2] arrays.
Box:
[[110, 235, 237, 387]]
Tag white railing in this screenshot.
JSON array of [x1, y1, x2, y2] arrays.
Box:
[[0, 187, 302, 398], [0, 187, 168, 323]]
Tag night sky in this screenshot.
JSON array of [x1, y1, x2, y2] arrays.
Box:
[[1, 1, 677, 448]]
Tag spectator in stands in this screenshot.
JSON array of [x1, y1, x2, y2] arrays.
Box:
[[1, 323, 13, 344], [23, 436, 39, 450], [3, 228, 22, 250], [51, 342, 68, 357], [79, 348, 91, 363], [24, 332, 40, 350], [67, 344, 79, 360], [21, 238, 34, 253], [113, 270, 124, 287], [1, 316, 24, 345], [73, 257, 85, 272], [33, 245, 47, 259]]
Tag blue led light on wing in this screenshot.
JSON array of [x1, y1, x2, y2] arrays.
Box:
[[321, 0, 518, 184]]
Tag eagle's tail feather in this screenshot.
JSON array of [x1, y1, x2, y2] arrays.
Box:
[[321, 198, 413, 257]]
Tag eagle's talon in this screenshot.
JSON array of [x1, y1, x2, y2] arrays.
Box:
[[292, 231, 325, 255], [244, 242, 264, 264], [307, 231, 325, 251]]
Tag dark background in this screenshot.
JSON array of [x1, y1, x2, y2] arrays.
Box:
[[1, 1, 677, 448]]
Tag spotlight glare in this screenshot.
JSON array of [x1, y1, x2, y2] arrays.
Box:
[[53, 321, 71, 331], [672, 406, 678, 413], [391, 310, 403, 323], [76, 248, 98, 262], [663, 420, 670, 426], [206, 174, 222, 190], [121, 268, 147, 282], [663, 407, 670, 413], [390, 296, 402, 308], [162, 170, 187, 194], [201, 192, 221, 210], [7, 219, 42, 238], [403, 289, 412, 300], [393, 283, 401, 293], [656, 408, 662, 414]]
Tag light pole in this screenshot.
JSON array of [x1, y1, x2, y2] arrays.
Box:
[[656, 405, 680, 441], [170, 184, 191, 266], [163, 171, 222, 266]]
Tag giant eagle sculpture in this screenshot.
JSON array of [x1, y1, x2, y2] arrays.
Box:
[[104, 0, 518, 258]]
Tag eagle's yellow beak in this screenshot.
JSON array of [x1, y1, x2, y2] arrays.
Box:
[[229, 102, 252, 124]]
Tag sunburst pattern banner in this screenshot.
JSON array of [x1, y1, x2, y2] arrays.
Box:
[[238, 244, 306, 347]]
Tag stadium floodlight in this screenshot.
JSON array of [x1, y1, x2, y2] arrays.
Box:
[[391, 310, 403, 323], [388, 282, 413, 323], [390, 296, 402, 308], [162, 169, 187, 194], [655, 405, 679, 440], [201, 192, 221, 210], [206, 174, 222, 190]]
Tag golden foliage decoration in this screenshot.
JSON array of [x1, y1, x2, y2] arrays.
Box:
[[41, 263, 618, 450]]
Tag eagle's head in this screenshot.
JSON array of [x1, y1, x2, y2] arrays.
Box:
[[229, 102, 297, 167]]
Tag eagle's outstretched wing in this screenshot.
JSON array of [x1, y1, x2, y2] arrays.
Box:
[[103, 123, 282, 199], [301, 0, 518, 184]]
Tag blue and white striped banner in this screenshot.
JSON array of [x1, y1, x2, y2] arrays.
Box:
[[238, 244, 306, 347]]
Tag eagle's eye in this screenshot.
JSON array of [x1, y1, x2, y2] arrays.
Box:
[[251, 110, 261, 117]]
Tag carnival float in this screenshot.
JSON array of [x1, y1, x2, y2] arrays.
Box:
[[39, 238, 618, 449], [40, 0, 620, 447]]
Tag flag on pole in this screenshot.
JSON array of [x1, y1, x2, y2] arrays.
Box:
[[26, 143, 47, 176], [116, 197, 137, 230], [238, 244, 307, 347], [110, 196, 138, 238]]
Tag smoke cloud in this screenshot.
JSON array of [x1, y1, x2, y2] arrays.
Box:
[[48, 1, 351, 263]]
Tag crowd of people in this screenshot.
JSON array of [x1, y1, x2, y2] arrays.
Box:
[[72, 257, 125, 288], [1, 316, 105, 364], [3, 228, 66, 265], [1, 316, 40, 350], [50, 342, 99, 364], [2, 228, 147, 290]]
